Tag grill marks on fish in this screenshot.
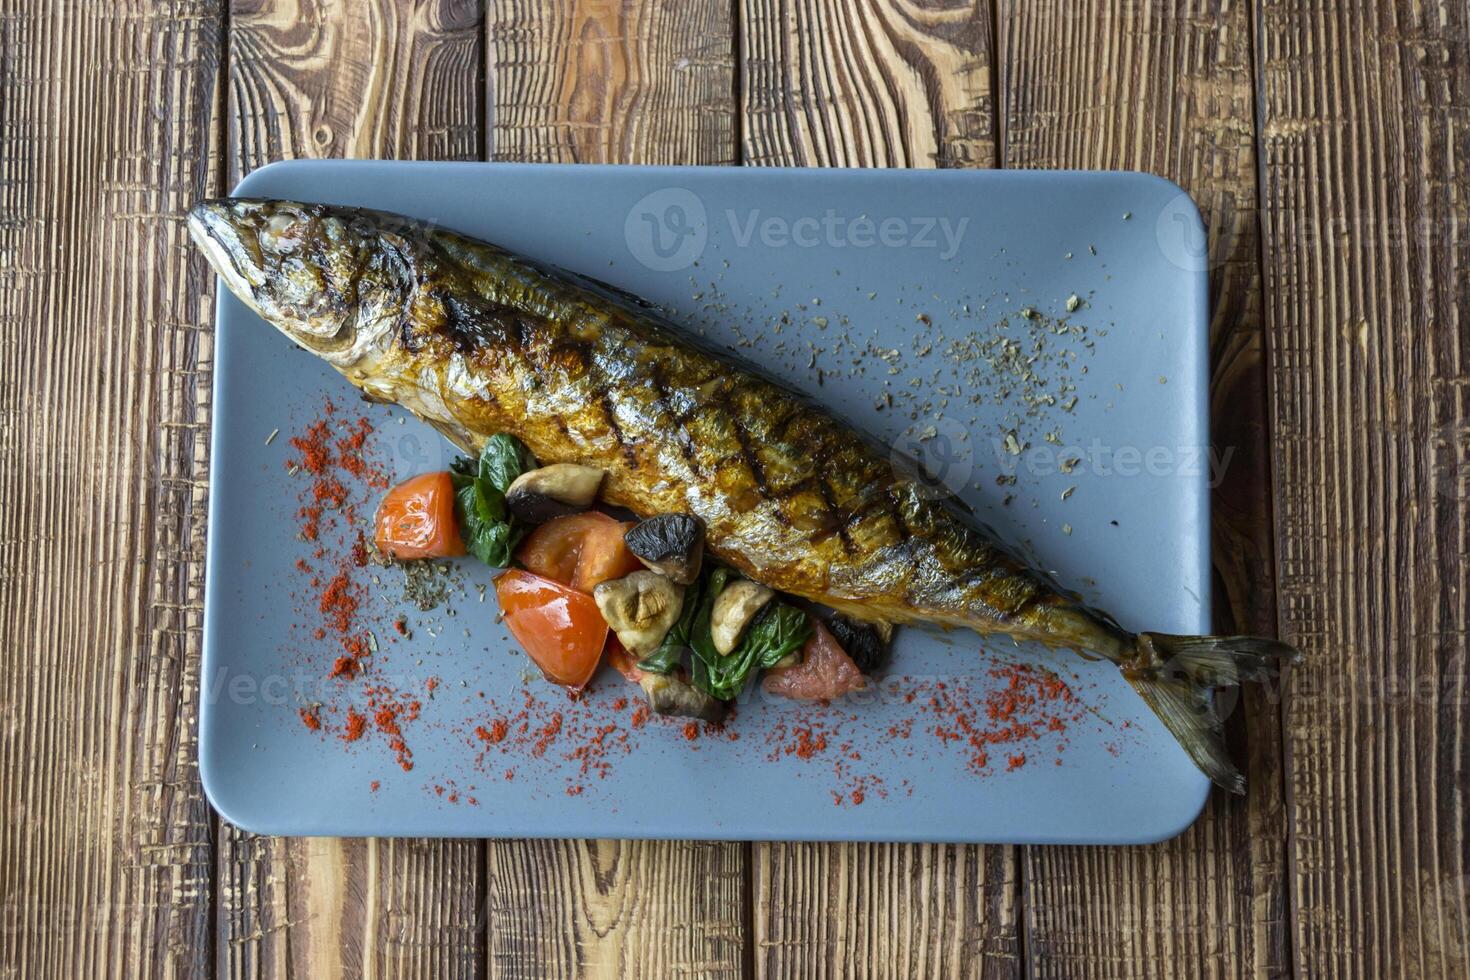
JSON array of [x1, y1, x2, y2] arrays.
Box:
[[411, 265, 1052, 626], [198, 199, 1065, 629]]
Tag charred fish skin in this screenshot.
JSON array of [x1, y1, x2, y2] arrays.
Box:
[[188, 198, 1075, 632], [190, 198, 1298, 793]]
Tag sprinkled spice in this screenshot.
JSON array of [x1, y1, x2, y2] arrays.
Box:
[[532, 713, 563, 757], [329, 655, 360, 680], [318, 572, 360, 635], [342, 709, 367, 743], [278, 407, 1120, 805], [476, 720, 508, 744]]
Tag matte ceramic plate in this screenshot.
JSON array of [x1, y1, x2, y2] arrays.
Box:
[[200, 161, 1214, 842]]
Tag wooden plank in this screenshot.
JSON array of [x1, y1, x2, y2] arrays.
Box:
[[0, 1, 224, 978], [755, 843, 1019, 979], [1000, 2, 1290, 977], [1255, 1, 1470, 977], [485, 839, 747, 979], [483, 3, 744, 978], [217, 3, 487, 978], [488, 0, 737, 164], [740, 0, 996, 168], [736, 3, 1016, 978]]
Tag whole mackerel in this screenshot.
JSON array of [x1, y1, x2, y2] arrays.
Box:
[[189, 198, 1297, 792]]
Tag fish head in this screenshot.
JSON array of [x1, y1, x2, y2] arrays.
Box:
[[187, 198, 407, 362]]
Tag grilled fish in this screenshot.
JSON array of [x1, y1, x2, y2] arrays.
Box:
[[189, 198, 1297, 792]]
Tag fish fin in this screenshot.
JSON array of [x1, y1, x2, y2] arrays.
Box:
[[1126, 633, 1300, 794], [424, 417, 479, 455]]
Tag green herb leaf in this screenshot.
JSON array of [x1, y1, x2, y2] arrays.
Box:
[[447, 434, 537, 569], [745, 603, 812, 669], [478, 433, 536, 494], [684, 568, 809, 701]]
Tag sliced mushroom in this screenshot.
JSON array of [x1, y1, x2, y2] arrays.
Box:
[[505, 463, 604, 523], [592, 571, 684, 657], [624, 513, 705, 584], [711, 579, 775, 654], [827, 613, 891, 673], [639, 672, 728, 723]]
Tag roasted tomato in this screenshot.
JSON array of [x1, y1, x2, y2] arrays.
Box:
[[495, 569, 608, 689], [762, 620, 867, 701], [604, 635, 645, 685], [516, 512, 643, 592], [374, 471, 465, 560]]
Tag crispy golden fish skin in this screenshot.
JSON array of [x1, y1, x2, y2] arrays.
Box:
[[189, 198, 1298, 792]]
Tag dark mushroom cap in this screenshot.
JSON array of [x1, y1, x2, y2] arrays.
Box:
[[624, 513, 705, 584], [827, 614, 890, 673]]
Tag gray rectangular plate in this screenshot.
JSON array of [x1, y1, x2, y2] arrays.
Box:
[[201, 161, 1213, 843]]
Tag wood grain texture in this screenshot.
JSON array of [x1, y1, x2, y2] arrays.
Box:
[[1002, 1, 1289, 977], [230, 0, 484, 162], [1255, 1, 1470, 977], [488, 0, 737, 164], [485, 839, 746, 979], [217, 837, 485, 979], [755, 843, 1020, 979], [482, 3, 745, 977], [737, 3, 1015, 978], [0, 1, 224, 978], [740, 0, 995, 167], [219, 3, 486, 979]]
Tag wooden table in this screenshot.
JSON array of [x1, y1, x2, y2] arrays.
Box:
[[2, 1, 1466, 976]]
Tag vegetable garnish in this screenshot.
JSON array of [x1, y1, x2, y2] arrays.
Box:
[[494, 569, 608, 689], [374, 471, 466, 560], [517, 512, 642, 592], [448, 433, 536, 567], [763, 620, 866, 701], [638, 566, 812, 701], [635, 578, 700, 676]]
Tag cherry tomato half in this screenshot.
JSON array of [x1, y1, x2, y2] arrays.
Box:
[[374, 471, 465, 560], [495, 569, 608, 689], [516, 511, 643, 592]]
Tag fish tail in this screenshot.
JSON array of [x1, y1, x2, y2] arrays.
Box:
[[1123, 633, 1300, 794]]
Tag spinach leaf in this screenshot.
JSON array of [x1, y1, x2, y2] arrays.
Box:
[[685, 567, 810, 701], [744, 602, 812, 669], [448, 434, 535, 569], [478, 433, 536, 494], [636, 578, 702, 675]]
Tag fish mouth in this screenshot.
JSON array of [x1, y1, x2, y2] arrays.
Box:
[[187, 200, 266, 306], [187, 198, 357, 355]]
